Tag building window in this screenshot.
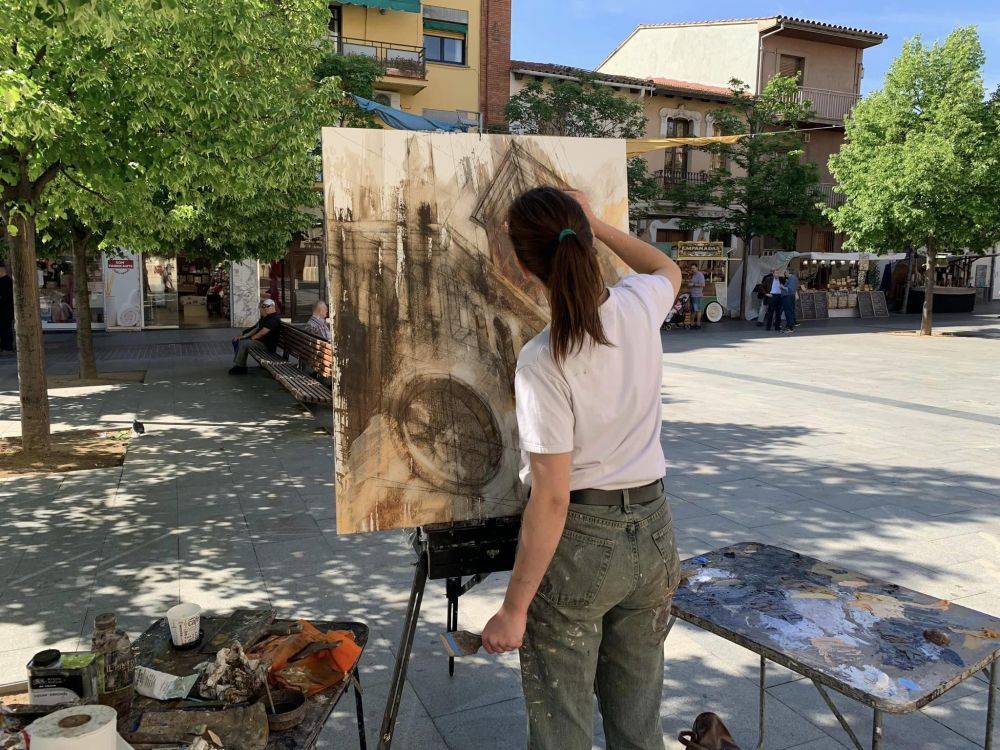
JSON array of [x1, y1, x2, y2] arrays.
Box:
[[663, 118, 692, 176], [425, 34, 465, 65], [423, 5, 468, 65], [814, 230, 834, 252], [779, 54, 805, 83], [328, 4, 341, 39], [655, 228, 691, 244]]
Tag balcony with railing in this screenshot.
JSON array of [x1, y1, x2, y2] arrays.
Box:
[[332, 36, 427, 92], [792, 86, 860, 123], [655, 169, 710, 189], [819, 183, 845, 207]]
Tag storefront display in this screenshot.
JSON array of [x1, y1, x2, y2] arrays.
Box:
[[38, 257, 105, 330], [904, 253, 979, 314]]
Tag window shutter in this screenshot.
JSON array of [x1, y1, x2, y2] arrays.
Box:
[[779, 55, 804, 80]]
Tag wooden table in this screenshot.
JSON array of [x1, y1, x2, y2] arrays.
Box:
[[669, 543, 1000, 750], [125, 615, 368, 749]]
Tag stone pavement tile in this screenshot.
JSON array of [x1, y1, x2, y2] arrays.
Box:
[[315, 677, 445, 749], [407, 644, 522, 719], [10, 536, 106, 594], [768, 677, 980, 749], [913, 558, 1000, 601], [674, 514, 757, 549], [953, 591, 1000, 619], [432, 696, 525, 749], [784, 736, 852, 749], [244, 510, 322, 541], [921, 688, 1000, 747], [0, 587, 92, 655], [658, 651, 828, 749], [301, 492, 336, 520]]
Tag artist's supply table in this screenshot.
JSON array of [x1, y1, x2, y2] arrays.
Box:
[[669, 544, 1000, 750], [126, 615, 369, 749]]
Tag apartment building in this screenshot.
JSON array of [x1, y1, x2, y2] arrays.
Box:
[[329, 0, 511, 129], [597, 16, 886, 252]]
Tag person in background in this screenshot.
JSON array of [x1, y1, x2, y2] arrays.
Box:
[[781, 269, 799, 333], [229, 298, 281, 375], [687, 262, 706, 329], [304, 300, 330, 341], [0, 265, 14, 354], [755, 270, 774, 326], [763, 270, 785, 332], [481, 186, 682, 750]]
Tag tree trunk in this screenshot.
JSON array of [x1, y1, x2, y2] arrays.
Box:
[[8, 211, 51, 453], [920, 241, 936, 336], [738, 234, 753, 319], [72, 234, 98, 379]]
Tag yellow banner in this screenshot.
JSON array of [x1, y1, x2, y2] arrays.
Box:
[[625, 134, 746, 157]]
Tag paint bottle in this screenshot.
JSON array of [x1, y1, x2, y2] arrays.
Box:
[[90, 612, 136, 714], [26, 650, 99, 706]]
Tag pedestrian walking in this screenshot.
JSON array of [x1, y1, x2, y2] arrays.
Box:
[[481, 186, 683, 750], [754, 271, 773, 326]]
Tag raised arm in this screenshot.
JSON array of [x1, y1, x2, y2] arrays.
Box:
[[567, 189, 682, 292]]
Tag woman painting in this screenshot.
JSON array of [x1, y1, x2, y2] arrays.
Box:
[[482, 186, 683, 749]]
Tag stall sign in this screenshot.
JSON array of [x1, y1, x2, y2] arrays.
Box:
[[676, 241, 727, 259], [107, 258, 135, 272]]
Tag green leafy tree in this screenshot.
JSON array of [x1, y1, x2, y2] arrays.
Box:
[[505, 75, 654, 227], [315, 52, 385, 127], [827, 27, 1000, 335], [665, 76, 824, 316], [1, 0, 339, 454]]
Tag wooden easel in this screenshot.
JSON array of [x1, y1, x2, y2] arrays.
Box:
[[378, 516, 520, 750]]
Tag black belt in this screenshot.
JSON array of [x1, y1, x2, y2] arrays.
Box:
[[570, 479, 664, 507]]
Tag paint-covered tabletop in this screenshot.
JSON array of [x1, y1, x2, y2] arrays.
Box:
[[672, 543, 1000, 713]]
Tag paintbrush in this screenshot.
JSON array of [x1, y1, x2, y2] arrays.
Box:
[[439, 630, 483, 658]]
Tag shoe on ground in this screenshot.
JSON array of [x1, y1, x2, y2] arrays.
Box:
[[228, 365, 248, 375]]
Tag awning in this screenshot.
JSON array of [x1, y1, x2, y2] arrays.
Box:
[[424, 19, 468, 34], [626, 134, 745, 157], [340, 0, 421, 12], [351, 95, 468, 133]]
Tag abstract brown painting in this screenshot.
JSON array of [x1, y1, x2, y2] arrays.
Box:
[[322, 128, 629, 533]]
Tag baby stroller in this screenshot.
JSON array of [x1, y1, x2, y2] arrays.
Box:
[[663, 293, 691, 330]]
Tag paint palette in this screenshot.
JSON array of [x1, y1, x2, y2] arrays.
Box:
[[673, 543, 1000, 712]]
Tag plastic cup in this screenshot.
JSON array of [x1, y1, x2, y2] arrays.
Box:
[[166, 603, 201, 647]]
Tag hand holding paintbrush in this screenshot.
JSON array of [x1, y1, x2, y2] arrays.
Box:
[[439, 630, 484, 658]]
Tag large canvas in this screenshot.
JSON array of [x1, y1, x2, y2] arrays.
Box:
[[323, 128, 629, 533]]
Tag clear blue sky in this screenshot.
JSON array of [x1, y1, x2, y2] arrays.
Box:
[[511, 1, 999, 95]]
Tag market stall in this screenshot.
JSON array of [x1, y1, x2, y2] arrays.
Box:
[[789, 252, 903, 320], [904, 253, 981, 314], [676, 241, 731, 322]]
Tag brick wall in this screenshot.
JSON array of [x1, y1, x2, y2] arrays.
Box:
[[479, 0, 511, 127]]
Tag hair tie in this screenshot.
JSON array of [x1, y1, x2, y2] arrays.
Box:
[[558, 228, 576, 242]]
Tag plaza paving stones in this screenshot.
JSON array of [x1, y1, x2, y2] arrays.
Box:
[[1, 312, 998, 748]]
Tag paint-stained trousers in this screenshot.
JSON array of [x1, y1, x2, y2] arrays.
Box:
[[520, 491, 680, 750]]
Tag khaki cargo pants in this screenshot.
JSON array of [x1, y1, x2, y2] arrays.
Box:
[[519, 491, 680, 750]]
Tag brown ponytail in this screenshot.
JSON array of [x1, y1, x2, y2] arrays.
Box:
[[507, 186, 611, 363]]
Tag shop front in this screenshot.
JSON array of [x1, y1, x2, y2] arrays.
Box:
[[37, 256, 105, 331], [40, 252, 261, 333]]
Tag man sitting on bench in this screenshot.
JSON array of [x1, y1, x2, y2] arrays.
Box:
[[229, 298, 281, 375]]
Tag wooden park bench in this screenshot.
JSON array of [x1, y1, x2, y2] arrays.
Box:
[[249, 325, 333, 406]]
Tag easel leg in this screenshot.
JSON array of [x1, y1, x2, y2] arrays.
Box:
[[446, 576, 460, 677], [378, 555, 428, 750], [986, 659, 997, 750], [755, 654, 766, 750], [871, 708, 883, 750], [353, 667, 367, 750]]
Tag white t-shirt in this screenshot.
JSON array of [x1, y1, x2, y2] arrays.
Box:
[[515, 274, 676, 491]]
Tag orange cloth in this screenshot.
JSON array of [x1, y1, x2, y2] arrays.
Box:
[[249, 620, 362, 697]]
